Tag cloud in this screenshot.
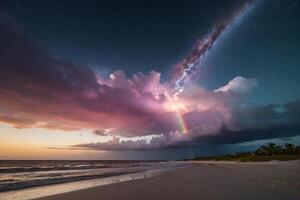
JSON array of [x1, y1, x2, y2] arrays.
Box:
[[72, 131, 189, 151], [0, 116, 37, 128], [73, 100, 300, 150], [215, 76, 258, 94], [93, 129, 110, 136], [72, 137, 162, 151], [1, 12, 299, 151]]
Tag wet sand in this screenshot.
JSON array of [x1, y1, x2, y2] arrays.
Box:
[[36, 160, 300, 200]]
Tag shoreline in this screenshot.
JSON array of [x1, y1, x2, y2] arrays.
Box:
[[1, 160, 299, 200], [34, 160, 300, 200], [0, 168, 170, 200]]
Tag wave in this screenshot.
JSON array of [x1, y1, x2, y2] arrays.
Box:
[[0, 160, 174, 193], [0, 165, 110, 173], [0, 161, 149, 173], [0, 170, 140, 192]]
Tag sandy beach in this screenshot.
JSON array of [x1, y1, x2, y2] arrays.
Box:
[[35, 160, 300, 200]]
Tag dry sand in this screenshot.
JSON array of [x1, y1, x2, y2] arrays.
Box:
[[36, 160, 300, 200]]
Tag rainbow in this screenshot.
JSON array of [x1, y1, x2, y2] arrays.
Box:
[[175, 110, 188, 134], [164, 91, 188, 134]]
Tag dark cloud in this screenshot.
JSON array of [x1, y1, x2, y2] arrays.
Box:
[[71, 100, 300, 151], [93, 129, 108, 136]]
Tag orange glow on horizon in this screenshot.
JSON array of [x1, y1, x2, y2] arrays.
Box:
[[0, 124, 108, 160]]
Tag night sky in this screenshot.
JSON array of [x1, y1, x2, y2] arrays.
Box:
[[0, 0, 300, 160]]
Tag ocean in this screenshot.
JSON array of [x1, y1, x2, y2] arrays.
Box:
[[0, 160, 184, 200]]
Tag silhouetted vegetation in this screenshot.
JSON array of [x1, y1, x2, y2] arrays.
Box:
[[192, 143, 300, 162]]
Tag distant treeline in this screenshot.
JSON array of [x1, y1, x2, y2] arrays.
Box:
[[192, 143, 300, 162], [253, 143, 300, 156]]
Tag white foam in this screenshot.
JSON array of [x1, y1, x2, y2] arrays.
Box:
[[0, 169, 167, 200]]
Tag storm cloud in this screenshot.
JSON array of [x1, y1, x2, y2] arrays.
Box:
[[1, 11, 299, 151]]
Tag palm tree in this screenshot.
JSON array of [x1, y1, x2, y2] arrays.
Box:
[[261, 145, 269, 156], [254, 147, 264, 156], [254, 143, 299, 157], [274, 145, 283, 155], [284, 143, 296, 154], [267, 143, 278, 156]]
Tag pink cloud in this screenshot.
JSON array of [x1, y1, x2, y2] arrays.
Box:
[[3, 11, 299, 151]]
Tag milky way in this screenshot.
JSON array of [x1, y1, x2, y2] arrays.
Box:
[[173, 0, 256, 92]]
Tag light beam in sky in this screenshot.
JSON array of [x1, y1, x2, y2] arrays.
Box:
[[163, 90, 188, 134], [173, 0, 257, 92]]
